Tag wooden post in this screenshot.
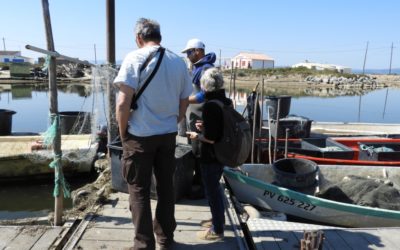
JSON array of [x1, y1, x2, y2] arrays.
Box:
[[41, 0, 63, 226], [229, 61, 233, 98], [106, 0, 118, 145]]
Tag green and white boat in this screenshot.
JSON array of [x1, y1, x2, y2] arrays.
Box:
[[224, 163, 400, 227]]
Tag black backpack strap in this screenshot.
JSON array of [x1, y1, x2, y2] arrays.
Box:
[[131, 47, 165, 110]]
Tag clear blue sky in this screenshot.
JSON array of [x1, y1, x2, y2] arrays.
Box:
[[2, 0, 399, 69]]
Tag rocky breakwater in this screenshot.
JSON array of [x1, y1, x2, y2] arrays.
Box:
[[305, 75, 386, 89]]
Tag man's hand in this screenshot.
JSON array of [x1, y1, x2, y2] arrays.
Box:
[[186, 131, 198, 140]]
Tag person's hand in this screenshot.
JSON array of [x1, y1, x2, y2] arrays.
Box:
[[195, 120, 203, 131], [186, 131, 199, 140], [129, 140, 144, 153]]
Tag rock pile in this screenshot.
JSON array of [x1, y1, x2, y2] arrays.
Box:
[[305, 75, 386, 88]]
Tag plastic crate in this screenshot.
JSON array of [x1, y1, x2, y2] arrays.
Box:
[[301, 138, 355, 159], [269, 117, 312, 139], [358, 142, 400, 161], [108, 139, 195, 201]]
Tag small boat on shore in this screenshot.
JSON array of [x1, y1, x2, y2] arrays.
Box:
[[311, 121, 400, 137], [224, 163, 400, 227], [0, 134, 96, 183]]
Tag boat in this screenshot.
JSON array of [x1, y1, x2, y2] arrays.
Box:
[[0, 134, 96, 183], [311, 121, 400, 137], [286, 137, 400, 166], [224, 163, 400, 227]]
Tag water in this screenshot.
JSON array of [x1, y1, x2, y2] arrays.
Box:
[[289, 88, 400, 123], [1, 85, 399, 134], [1, 82, 399, 220], [0, 83, 107, 133]]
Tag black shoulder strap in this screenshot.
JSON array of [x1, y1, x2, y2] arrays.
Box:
[[131, 47, 165, 110]]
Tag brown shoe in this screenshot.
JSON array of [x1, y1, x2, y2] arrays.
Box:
[[200, 218, 212, 228], [197, 228, 224, 241]]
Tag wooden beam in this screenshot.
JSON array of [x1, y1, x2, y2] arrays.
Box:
[[41, 0, 63, 226]]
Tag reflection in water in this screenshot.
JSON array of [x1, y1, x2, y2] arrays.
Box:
[[0, 83, 101, 133], [11, 85, 32, 99], [232, 86, 400, 124]]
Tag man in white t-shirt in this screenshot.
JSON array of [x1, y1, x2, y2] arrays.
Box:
[[114, 17, 192, 250]]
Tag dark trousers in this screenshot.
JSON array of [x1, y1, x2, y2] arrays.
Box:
[[200, 162, 225, 234], [122, 132, 177, 250]]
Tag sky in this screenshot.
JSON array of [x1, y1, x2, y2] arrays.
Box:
[[1, 0, 400, 70]]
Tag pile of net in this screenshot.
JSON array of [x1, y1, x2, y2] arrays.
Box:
[[316, 175, 400, 210]]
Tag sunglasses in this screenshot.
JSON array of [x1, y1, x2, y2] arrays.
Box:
[[186, 49, 196, 56]]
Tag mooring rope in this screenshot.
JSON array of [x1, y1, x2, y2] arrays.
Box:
[[42, 113, 71, 198]]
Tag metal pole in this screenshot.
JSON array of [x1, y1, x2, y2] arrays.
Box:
[[273, 99, 281, 163], [362, 41, 369, 75], [106, 0, 118, 145], [258, 79, 264, 163], [233, 66, 237, 108], [41, 0, 63, 226], [251, 93, 259, 163], [389, 42, 394, 75], [229, 61, 233, 98], [219, 49, 221, 69], [2, 37, 5, 51], [94, 44, 98, 65]]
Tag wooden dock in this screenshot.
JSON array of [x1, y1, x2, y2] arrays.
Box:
[[62, 192, 246, 249], [3, 187, 400, 249]]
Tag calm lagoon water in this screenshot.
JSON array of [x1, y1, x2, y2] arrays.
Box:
[[0, 83, 399, 220], [1, 84, 400, 134]]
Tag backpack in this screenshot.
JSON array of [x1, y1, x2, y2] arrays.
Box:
[[210, 100, 252, 167]]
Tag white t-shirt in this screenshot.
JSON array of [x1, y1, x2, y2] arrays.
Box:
[[114, 45, 193, 136]]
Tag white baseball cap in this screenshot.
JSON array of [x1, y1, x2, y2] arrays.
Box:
[[181, 38, 205, 53]]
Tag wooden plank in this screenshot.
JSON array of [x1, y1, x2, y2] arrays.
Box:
[[271, 231, 300, 249], [0, 227, 22, 249], [5, 226, 46, 249], [351, 228, 397, 250], [336, 230, 372, 249], [254, 230, 279, 250], [324, 230, 351, 249], [31, 227, 63, 250], [371, 228, 400, 249]]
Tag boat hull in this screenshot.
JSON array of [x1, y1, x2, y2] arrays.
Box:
[[224, 164, 400, 227], [0, 134, 96, 183]]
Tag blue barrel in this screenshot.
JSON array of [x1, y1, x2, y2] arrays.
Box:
[[0, 109, 17, 135]]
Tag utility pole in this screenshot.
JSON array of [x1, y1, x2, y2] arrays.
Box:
[[94, 44, 97, 64], [389, 42, 394, 75], [362, 41, 369, 75], [219, 49, 221, 69], [2, 37, 5, 51]]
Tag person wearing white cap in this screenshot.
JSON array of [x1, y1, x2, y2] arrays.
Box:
[[181, 39, 217, 198]]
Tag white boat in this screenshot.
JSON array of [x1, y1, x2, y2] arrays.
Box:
[[224, 163, 400, 227], [311, 121, 400, 136], [0, 134, 96, 183]]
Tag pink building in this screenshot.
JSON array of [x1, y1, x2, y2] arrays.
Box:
[[231, 52, 274, 69]]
